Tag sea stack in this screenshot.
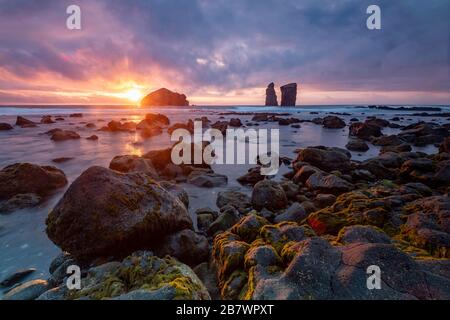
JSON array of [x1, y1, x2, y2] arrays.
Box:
[[280, 83, 297, 106], [265, 82, 278, 106], [140, 88, 189, 107]]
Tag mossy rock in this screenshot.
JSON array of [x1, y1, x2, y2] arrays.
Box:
[[68, 251, 210, 300]]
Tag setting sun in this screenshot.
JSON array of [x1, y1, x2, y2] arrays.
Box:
[[122, 88, 144, 103]]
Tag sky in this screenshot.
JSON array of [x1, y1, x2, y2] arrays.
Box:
[[0, 0, 449, 106]]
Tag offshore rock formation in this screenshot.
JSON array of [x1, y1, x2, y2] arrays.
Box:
[[265, 82, 278, 106], [140, 88, 189, 107], [280, 83, 297, 106]]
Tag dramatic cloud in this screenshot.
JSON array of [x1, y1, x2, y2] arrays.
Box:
[[0, 0, 449, 104]]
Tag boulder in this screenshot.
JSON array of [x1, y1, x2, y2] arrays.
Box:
[[274, 202, 308, 224], [40, 116, 55, 124], [305, 173, 353, 196], [65, 251, 210, 300], [140, 88, 189, 107], [46, 166, 193, 262], [265, 82, 278, 106], [439, 137, 450, 153], [237, 167, 265, 186], [216, 190, 251, 212], [0, 268, 36, 288], [0, 163, 67, 206], [2, 279, 49, 300], [280, 83, 297, 106], [51, 130, 80, 141], [187, 171, 228, 188], [16, 116, 36, 127], [155, 229, 209, 266], [346, 139, 369, 152], [251, 180, 288, 211], [349, 122, 382, 140], [337, 225, 392, 244], [109, 155, 159, 178], [296, 147, 352, 173], [0, 123, 13, 130], [323, 116, 346, 129]]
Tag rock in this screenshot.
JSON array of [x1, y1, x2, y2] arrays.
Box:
[[346, 139, 369, 152], [140, 113, 170, 127], [193, 262, 220, 300], [86, 134, 99, 141], [337, 225, 392, 244], [51, 130, 80, 141], [85, 123, 96, 128], [159, 181, 189, 208], [216, 190, 251, 212], [229, 118, 243, 127], [0, 163, 67, 205], [434, 161, 450, 183], [349, 122, 382, 140], [140, 125, 163, 139], [140, 88, 189, 107], [40, 115, 55, 124], [3, 279, 49, 300], [196, 208, 219, 232], [0, 193, 41, 214], [211, 121, 229, 135], [69, 251, 210, 300], [0, 268, 36, 287], [237, 167, 265, 186], [274, 202, 308, 224], [187, 171, 228, 188], [100, 120, 135, 132], [265, 82, 278, 106], [52, 157, 74, 164], [168, 120, 194, 134], [109, 155, 159, 178], [155, 229, 209, 266], [252, 114, 269, 122], [380, 143, 412, 154], [439, 137, 450, 153], [0, 123, 13, 130], [371, 135, 402, 146], [280, 83, 297, 106], [36, 286, 67, 300], [365, 117, 390, 128], [314, 194, 337, 209], [69, 113, 82, 118], [237, 236, 450, 300], [322, 116, 346, 129], [46, 166, 192, 262], [296, 147, 352, 173], [207, 209, 240, 236], [401, 196, 450, 257], [251, 180, 288, 211], [305, 173, 353, 196], [16, 116, 36, 127]]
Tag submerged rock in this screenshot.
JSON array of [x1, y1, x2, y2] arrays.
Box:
[[0, 163, 67, 212], [0, 123, 13, 130], [46, 166, 192, 262], [3, 279, 50, 300], [322, 116, 346, 129], [0, 268, 36, 288], [50, 129, 80, 141]]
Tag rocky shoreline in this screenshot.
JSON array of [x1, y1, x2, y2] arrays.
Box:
[[0, 108, 449, 300]]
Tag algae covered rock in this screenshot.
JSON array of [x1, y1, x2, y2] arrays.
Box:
[[46, 166, 193, 262], [67, 251, 210, 300]]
